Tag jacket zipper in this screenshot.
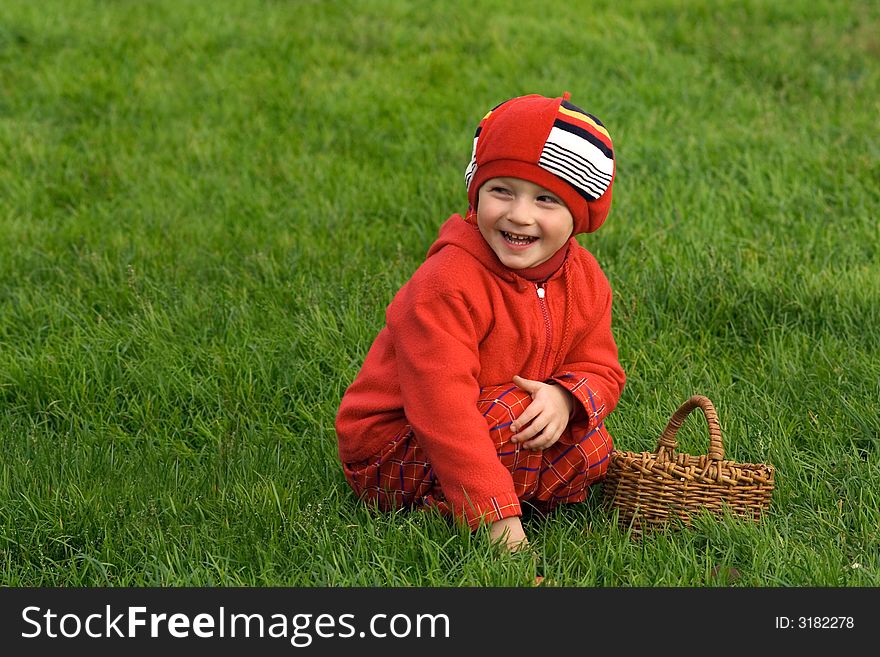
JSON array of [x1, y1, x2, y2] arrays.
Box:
[[536, 283, 552, 378]]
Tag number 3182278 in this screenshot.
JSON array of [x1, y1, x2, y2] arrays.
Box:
[[776, 616, 854, 629]]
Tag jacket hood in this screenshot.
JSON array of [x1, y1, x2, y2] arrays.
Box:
[[425, 214, 518, 281]]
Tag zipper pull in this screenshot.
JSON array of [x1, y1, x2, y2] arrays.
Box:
[[536, 284, 546, 299]]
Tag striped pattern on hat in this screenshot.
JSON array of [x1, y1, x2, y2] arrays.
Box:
[[539, 101, 614, 202], [463, 108, 494, 191]]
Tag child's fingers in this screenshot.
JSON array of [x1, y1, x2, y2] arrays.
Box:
[[509, 402, 543, 437], [511, 417, 543, 443], [517, 418, 565, 449], [520, 420, 560, 449], [518, 415, 563, 449], [522, 428, 562, 451], [512, 375, 544, 396]]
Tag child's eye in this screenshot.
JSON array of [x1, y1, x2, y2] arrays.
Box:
[[537, 195, 560, 204], [489, 186, 512, 195]]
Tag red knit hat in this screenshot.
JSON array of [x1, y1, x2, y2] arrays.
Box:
[[465, 93, 615, 234]]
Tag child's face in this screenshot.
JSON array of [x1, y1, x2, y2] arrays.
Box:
[[476, 177, 574, 270]]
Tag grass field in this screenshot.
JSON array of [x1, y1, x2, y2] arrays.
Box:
[[1, 0, 878, 586]]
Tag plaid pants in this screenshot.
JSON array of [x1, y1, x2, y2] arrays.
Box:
[[342, 382, 613, 522]]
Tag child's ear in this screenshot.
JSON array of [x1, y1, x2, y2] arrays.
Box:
[[465, 205, 478, 225]]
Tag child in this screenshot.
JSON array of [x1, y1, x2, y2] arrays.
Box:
[[336, 92, 625, 551]]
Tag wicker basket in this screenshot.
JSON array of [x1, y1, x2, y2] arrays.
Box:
[[602, 395, 774, 533]]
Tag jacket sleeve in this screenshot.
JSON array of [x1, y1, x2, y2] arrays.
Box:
[[550, 268, 625, 442], [386, 283, 522, 530]]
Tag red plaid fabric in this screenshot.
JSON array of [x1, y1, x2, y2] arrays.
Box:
[[342, 382, 613, 529]]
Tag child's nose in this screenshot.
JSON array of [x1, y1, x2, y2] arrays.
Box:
[[507, 198, 533, 225]]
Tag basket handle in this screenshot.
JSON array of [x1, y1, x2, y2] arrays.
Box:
[[655, 395, 725, 462]]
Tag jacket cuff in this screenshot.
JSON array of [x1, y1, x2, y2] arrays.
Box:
[[550, 373, 606, 440], [459, 491, 522, 531]]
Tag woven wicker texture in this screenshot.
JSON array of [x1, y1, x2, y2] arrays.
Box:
[[602, 395, 774, 533]]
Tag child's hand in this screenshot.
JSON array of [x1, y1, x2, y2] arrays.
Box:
[[510, 375, 575, 450], [489, 516, 528, 552]]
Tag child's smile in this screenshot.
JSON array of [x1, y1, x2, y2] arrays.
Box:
[[501, 231, 539, 246], [476, 177, 574, 269]]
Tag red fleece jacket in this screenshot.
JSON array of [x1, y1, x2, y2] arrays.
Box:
[[336, 213, 625, 528]]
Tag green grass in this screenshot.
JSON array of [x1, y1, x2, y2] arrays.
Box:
[[1, 0, 878, 586]]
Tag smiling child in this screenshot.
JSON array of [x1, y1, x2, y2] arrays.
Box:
[[335, 93, 625, 551]]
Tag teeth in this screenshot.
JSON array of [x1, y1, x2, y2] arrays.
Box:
[[502, 231, 537, 244]]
